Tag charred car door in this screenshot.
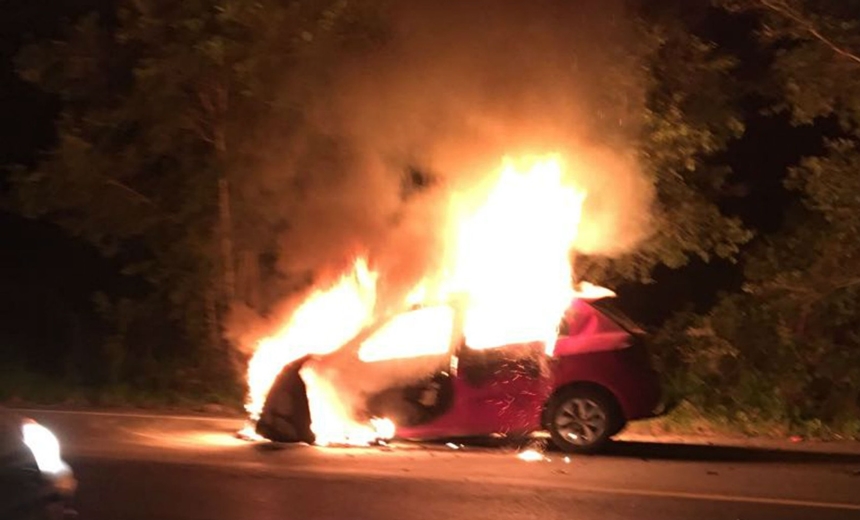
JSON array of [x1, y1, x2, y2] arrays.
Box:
[[354, 305, 459, 426]]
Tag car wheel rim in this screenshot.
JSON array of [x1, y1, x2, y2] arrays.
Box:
[[554, 397, 607, 446]]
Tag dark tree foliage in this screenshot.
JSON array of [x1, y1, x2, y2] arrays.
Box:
[[579, 1, 752, 283], [9, 0, 386, 400], [655, 0, 860, 435], [8, 0, 858, 431]]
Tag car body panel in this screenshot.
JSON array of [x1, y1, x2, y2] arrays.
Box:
[[548, 346, 661, 421], [259, 297, 663, 447], [396, 344, 552, 439], [390, 299, 661, 440]]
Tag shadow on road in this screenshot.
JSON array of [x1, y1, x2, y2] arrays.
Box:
[[601, 440, 860, 465]]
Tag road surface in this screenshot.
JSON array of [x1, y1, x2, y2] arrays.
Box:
[[18, 409, 860, 520]]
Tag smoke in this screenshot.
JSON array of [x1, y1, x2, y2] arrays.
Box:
[[232, 0, 657, 423], [238, 0, 652, 302]]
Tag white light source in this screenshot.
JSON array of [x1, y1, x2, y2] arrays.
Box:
[[21, 420, 68, 475]]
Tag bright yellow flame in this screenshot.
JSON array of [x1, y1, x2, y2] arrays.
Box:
[[358, 305, 455, 362], [405, 283, 428, 307], [449, 155, 586, 352], [572, 281, 617, 300], [244, 258, 377, 421], [301, 363, 394, 446], [244, 153, 602, 447]]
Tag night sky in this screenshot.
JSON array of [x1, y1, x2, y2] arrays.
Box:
[[0, 1, 827, 366]]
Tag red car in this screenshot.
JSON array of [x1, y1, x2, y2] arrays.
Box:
[[257, 296, 666, 453]]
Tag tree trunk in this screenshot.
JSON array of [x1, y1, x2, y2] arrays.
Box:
[[218, 176, 235, 303], [205, 286, 220, 354]]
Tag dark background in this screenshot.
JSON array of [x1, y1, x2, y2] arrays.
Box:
[[0, 1, 835, 399]]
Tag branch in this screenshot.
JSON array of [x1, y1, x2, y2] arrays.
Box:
[[184, 112, 216, 144], [102, 177, 157, 206], [759, 0, 860, 66], [101, 176, 180, 223]]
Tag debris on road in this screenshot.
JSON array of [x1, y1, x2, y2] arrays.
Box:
[[517, 449, 549, 462]]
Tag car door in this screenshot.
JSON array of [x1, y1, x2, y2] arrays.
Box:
[[349, 305, 459, 425], [452, 341, 550, 436]]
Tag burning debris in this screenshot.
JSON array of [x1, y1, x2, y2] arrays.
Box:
[[516, 449, 550, 462]]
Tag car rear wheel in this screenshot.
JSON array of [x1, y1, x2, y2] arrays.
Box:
[[547, 387, 620, 454]]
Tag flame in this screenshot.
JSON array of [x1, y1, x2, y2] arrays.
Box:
[[357, 305, 455, 362], [572, 281, 617, 300], [448, 155, 586, 352], [301, 363, 394, 446], [243, 153, 601, 447], [244, 258, 377, 421], [236, 423, 266, 442], [405, 283, 428, 307]]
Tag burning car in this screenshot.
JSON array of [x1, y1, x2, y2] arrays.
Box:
[[245, 154, 667, 453], [256, 292, 665, 454]]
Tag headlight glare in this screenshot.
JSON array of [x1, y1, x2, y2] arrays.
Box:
[[21, 420, 68, 475]]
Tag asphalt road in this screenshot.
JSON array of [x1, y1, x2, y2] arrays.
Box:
[[19, 409, 860, 520]]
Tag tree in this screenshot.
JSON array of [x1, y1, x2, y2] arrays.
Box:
[[741, 0, 860, 430], [578, 1, 753, 283], [8, 0, 777, 404], [12, 0, 385, 394], [656, 0, 860, 434]]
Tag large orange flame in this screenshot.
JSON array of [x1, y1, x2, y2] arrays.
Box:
[[448, 154, 586, 351], [244, 259, 377, 421], [300, 363, 395, 446], [244, 153, 593, 445]]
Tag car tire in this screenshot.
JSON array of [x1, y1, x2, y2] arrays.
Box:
[[547, 386, 621, 454], [606, 418, 628, 438]]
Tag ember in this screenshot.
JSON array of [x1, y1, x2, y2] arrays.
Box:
[[517, 449, 549, 462]]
